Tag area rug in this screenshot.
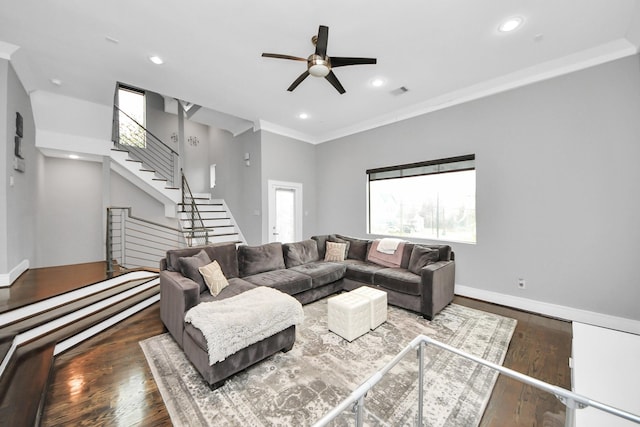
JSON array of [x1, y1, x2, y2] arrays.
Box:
[[140, 299, 516, 426]]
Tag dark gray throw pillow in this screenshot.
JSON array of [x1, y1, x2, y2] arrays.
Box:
[[335, 234, 369, 260], [408, 246, 440, 275], [178, 249, 212, 293]]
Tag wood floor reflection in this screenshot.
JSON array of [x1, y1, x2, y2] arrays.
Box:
[[14, 263, 571, 426]]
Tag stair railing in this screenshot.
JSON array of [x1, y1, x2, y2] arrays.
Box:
[[312, 334, 640, 427], [181, 170, 211, 247], [106, 207, 185, 275], [112, 104, 179, 187]]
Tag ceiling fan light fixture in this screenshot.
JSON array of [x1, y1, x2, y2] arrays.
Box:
[[308, 55, 331, 77]]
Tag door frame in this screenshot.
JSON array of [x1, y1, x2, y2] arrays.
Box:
[[267, 180, 303, 243]]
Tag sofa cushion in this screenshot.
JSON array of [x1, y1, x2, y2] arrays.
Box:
[[335, 234, 370, 260], [238, 242, 286, 277], [283, 239, 320, 268], [408, 246, 440, 275], [374, 268, 422, 295], [199, 260, 229, 297], [243, 269, 312, 295], [199, 278, 257, 303], [178, 249, 211, 294], [311, 235, 331, 258], [344, 261, 386, 284], [324, 241, 347, 262], [166, 242, 239, 278], [400, 243, 414, 269], [289, 261, 347, 288]]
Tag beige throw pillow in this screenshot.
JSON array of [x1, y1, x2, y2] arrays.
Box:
[[324, 241, 347, 262], [199, 260, 229, 297]]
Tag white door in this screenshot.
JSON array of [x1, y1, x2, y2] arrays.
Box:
[[268, 180, 303, 243]]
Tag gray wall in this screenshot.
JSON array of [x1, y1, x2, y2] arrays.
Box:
[[0, 60, 8, 273], [146, 92, 211, 193], [208, 126, 241, 209], [261, 131, 317, 242], [316, 55, 640, 321], [1, 60, 37, 273], [235, 129, 262, 245], [35, 157, 104, 267]]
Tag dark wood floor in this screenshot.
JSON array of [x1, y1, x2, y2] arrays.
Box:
[[5, 263, 572, 426]]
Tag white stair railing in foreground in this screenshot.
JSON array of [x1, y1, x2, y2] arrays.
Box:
[[312, 334, 640, 427]]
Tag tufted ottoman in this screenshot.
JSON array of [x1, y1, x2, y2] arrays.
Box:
[[351, 286, 388, 330], [327, 292, 371, 342]]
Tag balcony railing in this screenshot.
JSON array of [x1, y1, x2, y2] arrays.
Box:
[[106, 207, 185, 275], [313, 334, 640, 427]]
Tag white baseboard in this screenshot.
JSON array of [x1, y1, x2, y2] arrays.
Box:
[[455, 284, 640, 336], [0, 259, 29, 288]]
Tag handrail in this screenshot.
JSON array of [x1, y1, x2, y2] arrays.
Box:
[[113, 104, 179, 186], [180, 169, 210, 246], [312, 334, 640, 427], [113, 105, 178, 156]]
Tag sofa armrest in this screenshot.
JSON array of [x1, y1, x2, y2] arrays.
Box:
[[160, 270, 200, 348], [420, 260, 456, 320]]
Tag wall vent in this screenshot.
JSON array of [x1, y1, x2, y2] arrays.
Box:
[[390, 86, 409, 96]]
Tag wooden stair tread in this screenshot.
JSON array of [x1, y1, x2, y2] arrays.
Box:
[[0, 277, 153, 338], [0, 339, 13, 364], [0, 273, 159, 426], [0, 345, 54, 427]]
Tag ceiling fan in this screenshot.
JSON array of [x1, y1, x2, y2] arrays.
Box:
[[262, 25, 377, 94]]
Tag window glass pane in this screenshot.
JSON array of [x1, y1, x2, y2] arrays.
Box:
[[369, 169, 476, 243], [275, 188, 296, 243], [118, 87, 146, 147]]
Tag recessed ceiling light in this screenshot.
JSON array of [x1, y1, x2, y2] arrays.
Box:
[[499, 17, 524, 32], [298, 113, 309, 119], [49, 78, 62, 86], [370, 78, 386, 88], [69, 154, 80, 160], [149, 55, 164, 65]]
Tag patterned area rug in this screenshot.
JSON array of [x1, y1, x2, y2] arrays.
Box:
[[140, 299, 516, 426]]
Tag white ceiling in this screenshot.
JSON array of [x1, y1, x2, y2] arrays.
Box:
[[1, 0, 640, 143]]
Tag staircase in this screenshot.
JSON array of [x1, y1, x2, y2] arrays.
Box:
[[109, 102, 245, 261], [110, 147, 181, 207], [108, 147, 246, 273], [179, 195, 245, 245], [0, 271, 159, 426]]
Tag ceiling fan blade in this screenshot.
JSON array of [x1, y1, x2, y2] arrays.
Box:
[[262, 53, 307, 61], [287, 70, 310, 91], [315, 25, 329, 57], [325, 71, 345, 94], [331, 57, 377, 68]]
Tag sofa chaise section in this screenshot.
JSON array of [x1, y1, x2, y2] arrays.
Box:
[[312, 234, 456, 320]]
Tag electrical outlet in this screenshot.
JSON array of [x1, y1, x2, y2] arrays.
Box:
[[518, 278, 526, 289]]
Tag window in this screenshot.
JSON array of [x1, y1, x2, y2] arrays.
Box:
[[117, 86, 146, 147], [367, 155, 476, 243]]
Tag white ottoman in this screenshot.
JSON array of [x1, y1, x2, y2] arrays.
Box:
[[327, 292, 371, 342], [351, 286, 388, 329]]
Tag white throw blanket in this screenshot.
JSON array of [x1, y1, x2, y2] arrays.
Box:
[[184, 287, 304, 365], [377, 237, 404, 254]]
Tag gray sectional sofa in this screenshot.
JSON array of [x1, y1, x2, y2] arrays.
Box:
[[159, 234, 455, 387]]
